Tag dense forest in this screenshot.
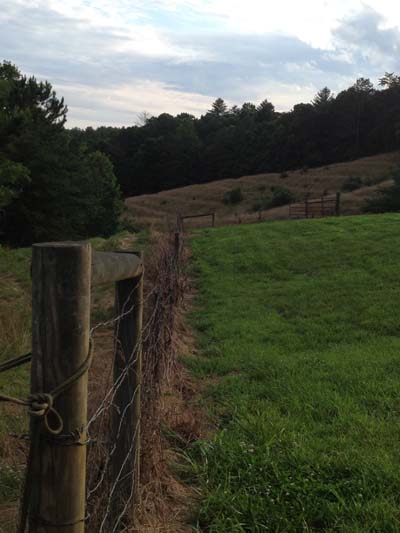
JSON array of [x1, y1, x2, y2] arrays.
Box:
[[0, 61, 123, 244], [1, 60, 400, 244], [70, 74, 400, 197]]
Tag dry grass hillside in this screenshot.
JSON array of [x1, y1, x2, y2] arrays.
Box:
[[125, 152, 400, 230]]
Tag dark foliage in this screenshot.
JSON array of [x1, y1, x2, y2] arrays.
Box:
[[270, 187, 295, 207], [364, 167, 400, 213], [223, 187, 244, 205], [68, 74, 400, 199], [0, 61, 123, 245], [341, 176, 363, 192], [251, 196, 271, 212]]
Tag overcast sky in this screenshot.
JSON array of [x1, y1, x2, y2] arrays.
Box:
[[2, 0, 400, 127]]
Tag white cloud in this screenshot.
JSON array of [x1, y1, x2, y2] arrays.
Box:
[[2, 0, 400, 126], [60, 80, 215, 127]]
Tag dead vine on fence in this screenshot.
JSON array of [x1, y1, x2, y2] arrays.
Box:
[[0, 231, 187, 532], [86, 232, 187, 531]]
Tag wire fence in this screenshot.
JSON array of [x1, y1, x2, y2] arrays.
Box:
[[0, 230, 187, 532]]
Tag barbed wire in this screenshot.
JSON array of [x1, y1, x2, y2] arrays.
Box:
[[0, 231, 187, 532], [85, 231, 187, 531]]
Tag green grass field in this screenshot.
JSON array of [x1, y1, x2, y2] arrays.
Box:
[[188, 214, 400, 532]]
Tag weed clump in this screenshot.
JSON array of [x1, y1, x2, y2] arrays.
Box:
[[270, 186, 295, 207], [341, 176, 363, 192], [251, 197, 271, 212], [223, 187, 243, 205]]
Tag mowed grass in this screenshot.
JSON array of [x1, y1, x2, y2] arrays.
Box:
[[188, 214, 400, 532]]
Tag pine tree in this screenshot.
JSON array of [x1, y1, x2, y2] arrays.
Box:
[[312, 87, 334, 108], [209, 98, 228, 116]]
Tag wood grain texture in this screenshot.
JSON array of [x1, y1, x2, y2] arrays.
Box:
[[92, 251, 142, 286], [31, 242, 91, 533], [112, 251, 144, 521]]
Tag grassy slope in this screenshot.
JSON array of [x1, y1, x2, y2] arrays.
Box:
[[126, 152, 400, 230], [188, 214, 400, 531]]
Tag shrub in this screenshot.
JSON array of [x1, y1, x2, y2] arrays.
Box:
[[251, 197, 271, 212], [270, 186, 295, 207], [223, 187, 243, 205], [341, 176, 363, 192], [364, 166, 400, 213], [363, 175, 390, 187]]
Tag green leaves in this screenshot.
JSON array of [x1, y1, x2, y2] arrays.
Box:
[[0, 61, 122, 244], [0, 159, 30, 209]]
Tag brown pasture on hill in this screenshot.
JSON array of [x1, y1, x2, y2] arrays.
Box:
[[125, 151, 400, 230]]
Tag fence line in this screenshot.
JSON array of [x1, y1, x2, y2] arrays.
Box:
[[289, 192, 341, 219], [177, 211, 215, 231], [0, 230, 187, 532]]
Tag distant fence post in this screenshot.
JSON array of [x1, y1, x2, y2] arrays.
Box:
[[174, 231, 181, 259], [321, 196, 325, 217], [30, 242, 91, 532], [335, 192, 341, 216], [305, 198, 309, 219], [177, 214, 183, 232], [112, 250, 144, 515], [179, 212, 215, 230]]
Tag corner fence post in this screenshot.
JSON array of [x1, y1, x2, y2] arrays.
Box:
[[112, 251, 144, 517], [30, 242, 91, 532]]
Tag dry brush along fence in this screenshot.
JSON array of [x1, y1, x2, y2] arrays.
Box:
[[0, 231, 187, 532]]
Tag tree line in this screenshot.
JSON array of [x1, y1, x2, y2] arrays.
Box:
[[1, 60, 400, 244], [69, 74, 400, 198], [0, 61, 122, 245]]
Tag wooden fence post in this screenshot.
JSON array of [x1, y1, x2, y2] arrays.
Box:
[[176, 214, 183, 233], [321, 196, 325, 218], [30, 242, 91, 532], [305, 198, 309, 219], [212, 212, 215, 227], [335, 192, 341, 216], [112, 251, 144, 515], [174, 232, 181, 260]]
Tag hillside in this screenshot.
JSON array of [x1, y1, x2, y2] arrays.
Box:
[[125, 152, 400, 229]]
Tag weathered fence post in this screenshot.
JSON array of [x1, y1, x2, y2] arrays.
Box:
[[174, 231, 181, 260], [176, 214, 183, 233], [212, 212, 215, 227], [112, 251, 144, 514], [335, 192, 341, 216], [305, 198, 309, 219], [30, 242, 91, 532], [321, 196, 325, 217]]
